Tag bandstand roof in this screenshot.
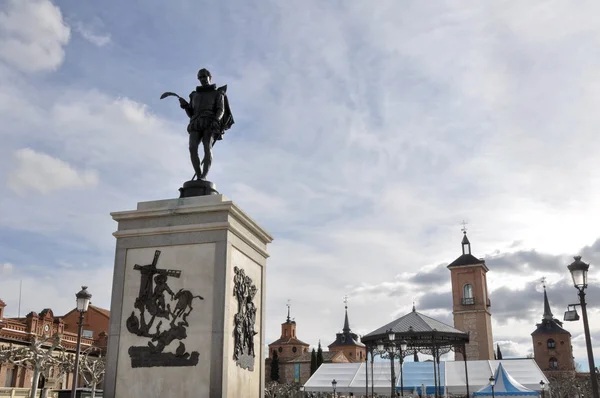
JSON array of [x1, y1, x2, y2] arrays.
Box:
[[362, 307, 469, 346]]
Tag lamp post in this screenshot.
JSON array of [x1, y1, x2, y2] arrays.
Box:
[[567, 256, 599, 398], [539, 380, 545, 398], [489, 375, 496, 398], [388, 330, 397, 398], [399, 340, 407, 397], [71, 286, 91, 398], [332, 379, 337, 398]]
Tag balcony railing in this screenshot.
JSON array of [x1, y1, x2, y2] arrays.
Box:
[[461, 297, 475, 305]]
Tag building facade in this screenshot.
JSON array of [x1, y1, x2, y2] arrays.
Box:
[[448, 231, 494, 360], [265, 309, 349, 385], [0, 299, 108, 391], [531, 286, 575, 374], [327, 303, 366, 363]]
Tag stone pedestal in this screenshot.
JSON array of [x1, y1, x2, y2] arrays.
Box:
[[104, 195, 272, 398]]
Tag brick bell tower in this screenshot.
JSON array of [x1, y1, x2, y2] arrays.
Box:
[[531, 281, 575, 373], [448, 229, 494, 360]]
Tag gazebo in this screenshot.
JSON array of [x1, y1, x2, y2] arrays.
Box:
[[360, 306, 471, 398]]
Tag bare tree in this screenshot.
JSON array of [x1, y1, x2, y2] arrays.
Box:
[[78, 347, 106, 398], [265, 381, 305, 398], [0, 334, 68, 398]]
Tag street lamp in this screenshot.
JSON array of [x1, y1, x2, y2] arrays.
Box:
[[489, 375, 496, 398], [567, 256, 599, 398], [539, 380, 545, 398], [71, 286, 91, 398], [387, 330, 397, 398], [332, 379, 337, 398], [399, 340, 407, 397]]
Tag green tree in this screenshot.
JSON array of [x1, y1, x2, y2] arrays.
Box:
[[270, 352, 280, 382], [316, 341, 324, 369], [310, 348, 317, 375]]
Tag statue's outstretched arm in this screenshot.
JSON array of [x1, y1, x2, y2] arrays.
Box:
[[180, 94, 194, 118]]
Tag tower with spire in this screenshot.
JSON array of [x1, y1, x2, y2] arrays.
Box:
[[327, 296, 366, 362], [531, 280, 575, 374], [268, 302, 309, 361], [448, 227, 494, 360]]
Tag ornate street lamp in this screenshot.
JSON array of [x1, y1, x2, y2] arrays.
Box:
[[399, 340, 407, 397], [539, 380, 545, 398], [332, 379, 337, 398], [489, 375, 496, 398], [71, 286, 92, 398], [567, 256, 599, 398]]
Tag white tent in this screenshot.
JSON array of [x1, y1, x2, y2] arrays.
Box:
[[303, 359, 549, 396], [474, 363, 539, 397]]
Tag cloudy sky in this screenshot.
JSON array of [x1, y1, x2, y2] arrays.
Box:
[[0, 0, 599, 371]]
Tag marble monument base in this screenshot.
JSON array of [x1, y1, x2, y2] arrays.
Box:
[[104, 195, 272, 398]]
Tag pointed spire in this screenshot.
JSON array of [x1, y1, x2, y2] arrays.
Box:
[[286, 299, 291, 323], [542, 281, 553, 320], [496, 343, 503, 360], [461, 232, 471, 255], [343, 295, 350, 333], [412, 301, 416, 312]]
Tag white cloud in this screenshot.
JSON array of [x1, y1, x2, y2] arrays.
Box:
[[0, 261, 113, 318], [0, 0, 70, 72], [0, 263, 13, 275], [75, 22, 110, 47], [7, 148, 99, 195]]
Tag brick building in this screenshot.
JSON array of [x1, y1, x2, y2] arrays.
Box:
[[266, 308, 349, 385], [0, 298, 109, 391], [62, 305, 110, 341], [327, 303, 366, 363], [448, 231, 494, 360], [531, 285, 575, 374]]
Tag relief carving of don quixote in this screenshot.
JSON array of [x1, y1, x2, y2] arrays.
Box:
[[233, 266, 258, 371], [125, 250, 204, 368]]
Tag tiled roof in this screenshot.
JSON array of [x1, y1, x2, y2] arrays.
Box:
[[286, 351, 344, 363], [328, 333, 365, 348], [363, 309, 467, 339], [447, 253, 486, 268], [90, 305, 110, 318], [269, 337, 310, 346], [531, 319, 570, 336]]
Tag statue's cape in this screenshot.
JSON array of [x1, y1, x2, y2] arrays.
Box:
[[217, 85, 234, 138]]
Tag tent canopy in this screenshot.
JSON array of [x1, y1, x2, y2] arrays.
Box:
[[303, 359, 549, 395], [474, 363, 539, 396]]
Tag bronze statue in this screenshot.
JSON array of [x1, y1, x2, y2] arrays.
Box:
[[161, 68, 234, 194]]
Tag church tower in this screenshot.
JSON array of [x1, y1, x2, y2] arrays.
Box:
[[448, 230, 494, 360], [531, 283, 575, 374], [328, 298, 366, 362], [267, 304, 309, 361]]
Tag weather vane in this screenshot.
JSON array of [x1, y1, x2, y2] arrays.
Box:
[[461, 220, 468, 234], [541, 276, 547, 289], [343, 295, 348, 309]]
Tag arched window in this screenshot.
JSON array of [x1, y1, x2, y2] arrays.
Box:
[[547, 339, 556, 349], [464, 284, 473, 297], [292, 347, 297, 353], [462, 284, 474, 305], [549, 357, 558, 369]]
